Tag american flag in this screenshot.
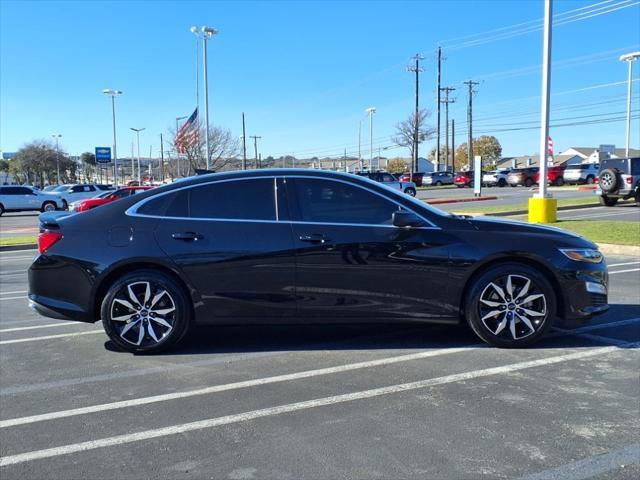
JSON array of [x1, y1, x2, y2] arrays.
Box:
[[547, 136, 554, 156], [175, 108, 199, 154]]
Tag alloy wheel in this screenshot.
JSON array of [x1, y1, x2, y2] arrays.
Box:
[[109, 281, 177, 347], [478, 274, 547, 340]]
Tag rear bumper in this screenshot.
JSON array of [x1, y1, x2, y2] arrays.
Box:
[[28, 295, 94, 323]]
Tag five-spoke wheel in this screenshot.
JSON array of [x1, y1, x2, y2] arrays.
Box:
[[101, 270, 191, 353]]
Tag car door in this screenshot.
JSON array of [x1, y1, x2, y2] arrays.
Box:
[[380, 172, 401, 190], [286, 176, 453, 320], [13, 187, 38, 209], [147, 176, 297, 320]]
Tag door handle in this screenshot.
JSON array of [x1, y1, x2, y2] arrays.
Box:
[[299, 234, 329, 244], [172, 231, 204, 241]]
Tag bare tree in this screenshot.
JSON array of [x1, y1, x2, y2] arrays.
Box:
[[392, 109, 436, 173], [171, 121, 240, 175]]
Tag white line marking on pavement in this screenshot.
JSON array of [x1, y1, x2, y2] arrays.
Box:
[[0, 322, 80, 333], [609, 268, 640, 275], [0, 296, 26, 301], [0, 330, 103, 345], [608, 261, 640, 268], [0, 271, 25, 276], [0, 256, 35, 261], [2, 317, 638, 429], [519, 444, 640, 480], [0, 345, 481, 428], [0, 341, 636, 467], [0, 290, 27, 296], [0, 250, 37, 256]]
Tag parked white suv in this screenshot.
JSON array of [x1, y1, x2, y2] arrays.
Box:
[[482, 169, 510, 187], [51, 184, 114, 209], [564, 163, 599, 185], [0, 185, 65, 216]]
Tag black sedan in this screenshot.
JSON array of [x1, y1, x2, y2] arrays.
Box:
[[28, 169, 609, 353]]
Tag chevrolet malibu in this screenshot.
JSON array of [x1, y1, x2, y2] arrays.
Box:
[[29, 169, 608, 353]]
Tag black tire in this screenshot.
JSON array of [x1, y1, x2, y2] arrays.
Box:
[[586, 175, 595, 185], [599, 195, 618, 207], [405, 188, 416, 197], [464, 263, 556, 348], [101, 269, 192, 354], [636, 191, 640, 207], [62, 199, 69, 210], [524, 178, 534, 187], [435, 181, 442, 186], [598, 169, 618, 193], [41, 201, 56, 213], [0, 204, 4, 216], [510, 184, 517, 188], [498, 178, 507, 187], [555, 177, 564, 187], [456, 184, 464, 188]]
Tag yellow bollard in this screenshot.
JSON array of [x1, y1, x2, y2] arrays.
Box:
[[528, 197, 558, 223]]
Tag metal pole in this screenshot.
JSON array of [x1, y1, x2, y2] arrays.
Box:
[[451, 119, 455, 172], [369, 111, 373, 170], [537, 0, 553, 198], [624, 59, 633, 156], [111, 96, 118, 187], [136, 130, 141, 184], [436, 47, 441, 171], [358, 120, 362, 170], [203, 36, 211, 170], [160, 133, 164, 182], [54, 136, 60, 184], [242, 113, 247, 170]]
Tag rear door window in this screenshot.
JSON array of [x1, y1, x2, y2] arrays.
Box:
[[189, 178, 275, 220]]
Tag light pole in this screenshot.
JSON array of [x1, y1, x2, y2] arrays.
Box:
[[366, 107, 376, 170], [620, 51, 640, 157], [103, 89, 122, 186], [51, 134, 62, 184], [191, 25, 218, 170], [130, 128, 145, 184]]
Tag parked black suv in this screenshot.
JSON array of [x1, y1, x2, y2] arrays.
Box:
[[597, 157, 640, 206]]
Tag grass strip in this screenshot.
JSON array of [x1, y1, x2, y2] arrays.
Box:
[[0, 235, 37, 247]]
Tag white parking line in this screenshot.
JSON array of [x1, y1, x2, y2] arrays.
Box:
[[0, 330, 103, 345], [2, 317, 637, 429], [0, 296, 26, 301], [608, 261, 640, 268], [1, 341, 636, 467], [0, 290, 27, 295], [0, 250, 37, 256], [609, 268, 640, 275], [0, 256, 35, 261], [0, 271, 25, 276], [0, 322, 80, 333]]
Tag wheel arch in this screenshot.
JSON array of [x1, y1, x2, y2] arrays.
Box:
[[459, 254, 565, 320], [93, 260, 196, 321]]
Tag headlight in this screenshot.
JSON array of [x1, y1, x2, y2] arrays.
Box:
[[559, 248, 603, 263]]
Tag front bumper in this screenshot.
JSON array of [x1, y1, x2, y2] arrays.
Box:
[[558, 263, 609, 325]]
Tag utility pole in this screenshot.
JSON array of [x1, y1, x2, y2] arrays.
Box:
[[435, 47, 442, 171], [242, 113, 247, 170], [407, 54, 424, 176], [464, 80, 480, 168], [249, 135, 261, 169], [160, 133, 165, 182], [451, 119, 455, 171], [439, 87, 456, 172]]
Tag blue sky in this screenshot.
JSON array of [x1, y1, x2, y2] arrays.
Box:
[[1, 0, 639, 160]]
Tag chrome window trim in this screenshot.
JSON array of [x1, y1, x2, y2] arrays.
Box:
[[125, 173, 440, 229]]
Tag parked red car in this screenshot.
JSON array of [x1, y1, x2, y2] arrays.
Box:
[[454, 171, 474, 187], [75, 186, 154, 212], [535, 166, 566, 186], [399, 172, 426, 186]]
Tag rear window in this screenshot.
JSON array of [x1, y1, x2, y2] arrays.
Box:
[[566, 165, 585, 170]]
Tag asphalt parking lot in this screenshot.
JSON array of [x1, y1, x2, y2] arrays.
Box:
[[0, 249, 639, 479]]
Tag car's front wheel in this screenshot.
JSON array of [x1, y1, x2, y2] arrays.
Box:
[[101, 270, 192, 354], [405, 188, 416, 196], [41, 201, 56, 212], [465, 263, 556, 348]]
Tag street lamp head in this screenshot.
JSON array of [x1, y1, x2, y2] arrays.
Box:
[[190, 26, 199, 34], [366, 107, 376, 114], [51, 134, 62, 138], [620, 51, 640, 62], [103, 89, 122, 96], [202, 26, 218, 36], [130, 128, 145, 133]]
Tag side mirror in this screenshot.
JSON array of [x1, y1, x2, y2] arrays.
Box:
[[392, 211, 426, 228]]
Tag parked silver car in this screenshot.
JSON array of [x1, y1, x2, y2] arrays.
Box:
[[424, 171, 454, 186], [564, 163, 599, 185], [0, 185, 65, 215], [356, 172, 417, 196], [597, 157, 640, 206]]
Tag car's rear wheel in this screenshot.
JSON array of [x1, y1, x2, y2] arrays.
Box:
[[524, 178, 533, 187], [405, 188, 416, 196], [554, 177, 564, 187], [0, 204, 4, 216], [101, 270, 192, 354], [465, 263, 556, 348], [41, 201, 56, 212], [435, 181, 442, 186], [498, 178, 507, 187], [586, 175, 595, 185], [599, 195, 618, 207], [62, 199, 69, 210]]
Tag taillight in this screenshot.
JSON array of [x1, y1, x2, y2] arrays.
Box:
[[38, 231, 63, 254], [595, 177, 599, 184], [626, 176, 632, 184]]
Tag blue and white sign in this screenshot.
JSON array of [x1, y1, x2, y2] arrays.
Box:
[[95, 147, 112, 163]]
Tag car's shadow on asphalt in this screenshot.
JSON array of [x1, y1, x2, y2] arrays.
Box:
[[104, 303, 640, 356]]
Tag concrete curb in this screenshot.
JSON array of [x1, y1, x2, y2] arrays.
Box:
[[0, 243, 37, 252], [427, 196, 498, 205], [597, 243, 640, 257], [490, 202, 602, 217]]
